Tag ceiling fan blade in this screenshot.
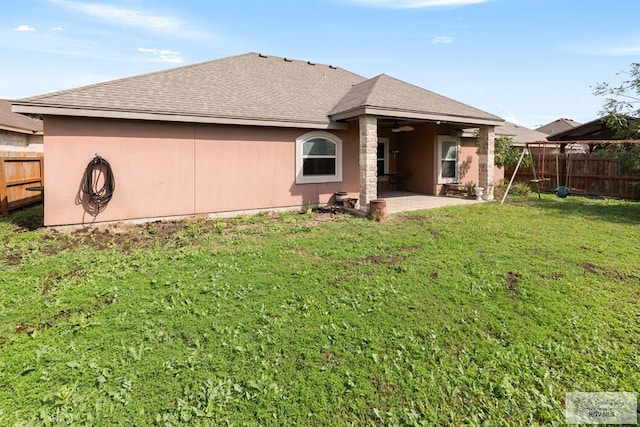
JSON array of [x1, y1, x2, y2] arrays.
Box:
[[390, 122, 414, 132]]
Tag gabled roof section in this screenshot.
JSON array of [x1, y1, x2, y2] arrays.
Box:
[[330, 74, 503, 126], [535, 118, 581, 137], [0, 99, 42, 134], [13, 53, 365, 129]]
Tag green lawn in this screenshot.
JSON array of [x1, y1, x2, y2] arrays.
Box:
[[1, 195, 639, 426]]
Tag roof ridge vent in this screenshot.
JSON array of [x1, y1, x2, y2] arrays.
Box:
[[258, 53, 267, 58], [329, 65, 337, 69], [307, 61, 315, 66], [284, 57, 292, 62]]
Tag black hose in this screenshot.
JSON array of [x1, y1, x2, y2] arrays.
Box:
[[81, 155, 115, 211]]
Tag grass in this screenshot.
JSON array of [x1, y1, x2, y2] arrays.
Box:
[[1, 195, 639, 426]]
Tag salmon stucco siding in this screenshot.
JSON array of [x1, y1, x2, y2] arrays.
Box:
[[43, 117, 360, 226], [459, 138, 504, 189]]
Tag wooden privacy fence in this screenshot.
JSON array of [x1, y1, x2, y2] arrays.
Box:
[[0, 153, 44, 215], [505, 152, 640, 199]]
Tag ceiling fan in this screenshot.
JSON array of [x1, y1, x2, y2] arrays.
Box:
[[391, 121, 414, 133]]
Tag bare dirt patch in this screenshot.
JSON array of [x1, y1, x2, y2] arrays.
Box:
[[505, 272, 522, 295], [321, 351, 340, 369], [358, 254, 405, 267], [581, 262, 639, 283], [582, 262, 599, 274], [4, 252, 21, 266]]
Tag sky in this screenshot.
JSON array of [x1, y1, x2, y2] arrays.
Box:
[[1, 0, 639, 129]]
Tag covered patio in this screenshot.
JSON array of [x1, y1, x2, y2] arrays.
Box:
[[329, 74, 504, 214], [379, 191, 482, 214]]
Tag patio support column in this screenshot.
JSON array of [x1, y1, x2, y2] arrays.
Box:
[[478, 125, 495, 201], [359, 115, 378, 212]]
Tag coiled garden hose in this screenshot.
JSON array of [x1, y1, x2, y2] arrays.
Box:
[[81, 155, 115, 209]]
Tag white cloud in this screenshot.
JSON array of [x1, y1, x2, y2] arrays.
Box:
[[14, 25, 37, 31], [50, 26, 64, 31], [48, 0, 182, 33], [347, 0, 490, 8], [137, 48, 184, 64], [433, 36, 454, 44]]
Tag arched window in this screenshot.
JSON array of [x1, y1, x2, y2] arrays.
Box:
[[295, 131, 342, 184]]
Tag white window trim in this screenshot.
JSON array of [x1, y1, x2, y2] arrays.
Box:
[[437, 135, 460, 184], [295, 131, 343, 184], [377, 137, 390, 181]]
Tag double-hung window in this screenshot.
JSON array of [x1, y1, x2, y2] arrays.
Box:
[[437, 135, 459, 183], [296, 131, 342, 184]]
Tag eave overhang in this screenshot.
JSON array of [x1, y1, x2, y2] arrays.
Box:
[[0, 124, 42, 135], [330, 106, 503, 127], [11, 104, 349, 131]]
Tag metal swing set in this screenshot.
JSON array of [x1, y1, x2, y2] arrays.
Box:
[[501, 142, 574, 204]]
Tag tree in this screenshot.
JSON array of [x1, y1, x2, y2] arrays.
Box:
[[593, 62, 640, 139], [475, 133, 530, 170], [593, 63, 640, 174], [494, 136, 530, 169]]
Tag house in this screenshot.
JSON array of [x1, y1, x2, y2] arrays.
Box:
[[0, 99, 43, 154], [12, 53, 504, 227], [535, 118, 581, 137]]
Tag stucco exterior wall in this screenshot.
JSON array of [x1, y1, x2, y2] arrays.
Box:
[[460, 137, 504, 186], [43, 117, 359, 226], [194, 124, 358, 213]]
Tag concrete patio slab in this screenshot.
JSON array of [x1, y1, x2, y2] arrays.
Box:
[[379, 191, 482, 214]]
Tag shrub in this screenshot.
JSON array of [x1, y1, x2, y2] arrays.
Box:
[[495, 180, 532, 198]]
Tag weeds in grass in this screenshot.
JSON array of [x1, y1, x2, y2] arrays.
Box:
[[1, 198, 639, 425]]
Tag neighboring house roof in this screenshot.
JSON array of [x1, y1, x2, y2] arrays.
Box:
[[547, 118, 639, 142], [0, 99, 43, 134], [461, 121, 547, 144], [13, 52, 503, 129], [496, 121, 548, 144], [330, 74, 503, 125], [535, 118, 581, 137]]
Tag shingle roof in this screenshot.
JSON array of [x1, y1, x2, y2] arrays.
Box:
[[495, 121, 548, 143], [330, 74, 503, 124], [14, 52, 503, 128], [535, 118, 581, 137], [15, 53, 364, 127], [0, 99, 42, 133]]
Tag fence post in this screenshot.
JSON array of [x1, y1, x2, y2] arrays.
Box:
[[559, 153, 566, 189], [0, 157, 7, 215]]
